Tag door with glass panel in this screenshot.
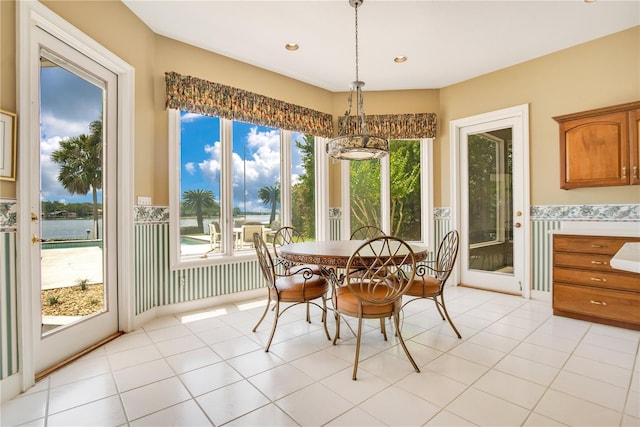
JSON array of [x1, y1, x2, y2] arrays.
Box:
[[33, 29, 118, 374], [459, 114, 527, 295]]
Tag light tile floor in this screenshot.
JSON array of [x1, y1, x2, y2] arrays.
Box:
[[2, 286, 639, 426]]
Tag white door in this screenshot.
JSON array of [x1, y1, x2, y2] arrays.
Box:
[[31, 28, 119, 374], [452, 106, 530, 296]]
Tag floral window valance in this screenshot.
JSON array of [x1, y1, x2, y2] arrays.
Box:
[[166, 71, 437, 139], [337, 113, 437, 139], [165, 71, 334, 138]]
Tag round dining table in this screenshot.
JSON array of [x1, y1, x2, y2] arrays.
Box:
[[278, 240, 428, 270]]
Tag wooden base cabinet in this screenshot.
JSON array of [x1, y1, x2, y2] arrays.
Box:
[[552, 234, 640, 330]]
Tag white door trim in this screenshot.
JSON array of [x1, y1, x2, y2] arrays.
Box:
[[450, 104, 531, 298], [17, 0, 135, 394]]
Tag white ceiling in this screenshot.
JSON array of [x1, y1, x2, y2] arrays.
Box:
[[122, 0, 639, 92]]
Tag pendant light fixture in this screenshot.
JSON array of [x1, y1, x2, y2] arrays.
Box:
[[326, 0, 389, 160]]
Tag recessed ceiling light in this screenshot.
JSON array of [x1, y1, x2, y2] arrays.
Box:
[[394, 56, 407, 63], [285, 43, 299, 51]]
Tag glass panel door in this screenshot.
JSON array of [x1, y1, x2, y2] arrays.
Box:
[[467, 130, 513, 274], [33, 29, 118, 374], [39, 56, 106, 334]]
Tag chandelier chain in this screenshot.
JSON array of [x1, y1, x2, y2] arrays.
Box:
[[354, 2, 359, 84]]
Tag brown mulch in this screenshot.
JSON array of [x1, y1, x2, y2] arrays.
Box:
[[41, 283, 104, 316]]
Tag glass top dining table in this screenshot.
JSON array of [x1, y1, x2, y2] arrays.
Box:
[[278, 240, 429, 269]]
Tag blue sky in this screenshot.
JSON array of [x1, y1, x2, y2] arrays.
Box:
[[40, 65, 307, 210], [40, 65, 103, 204], [180, 111, 305, 213]]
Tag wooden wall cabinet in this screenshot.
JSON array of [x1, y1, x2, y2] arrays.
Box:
[[552, 234, 640, 330], [553, 101, 640, 189]]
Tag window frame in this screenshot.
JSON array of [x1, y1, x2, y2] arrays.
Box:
[[468, 132, 507, 249], [169, 109, 326, 268], [340, 138, 434, 250]]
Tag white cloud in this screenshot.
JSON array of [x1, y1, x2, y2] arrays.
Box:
[[184, 162, 196, 175], [181, 112, 204, 123], [40, 111, 90, 141]]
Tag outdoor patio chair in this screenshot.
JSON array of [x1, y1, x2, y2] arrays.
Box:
[[209, 221, 221, 250], [241, 224, 263, 248]]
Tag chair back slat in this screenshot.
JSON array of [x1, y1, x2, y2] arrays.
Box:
[[435, 230, 459, 283], [345, 236, 416, 306], [253, 232, 276, 288], [272, 226, 305, 257], [350, 225, 386, 240]]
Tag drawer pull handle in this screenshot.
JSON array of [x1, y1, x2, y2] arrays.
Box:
[[590, 300, 607, 306], [590, 244, 605, 248], [591, 260, 607, 265], [590, 277, 607, 282]]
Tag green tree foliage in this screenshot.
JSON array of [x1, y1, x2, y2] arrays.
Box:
[[390, 140, 421, 239], [51, 119, 103, 238], [182, 189, 217, 233], [349, 140, 422, 240], [467, 132, 513, 244], [291, 134, 315, 239], [350, 158, 381, 230], [258, 182, 280, 224]]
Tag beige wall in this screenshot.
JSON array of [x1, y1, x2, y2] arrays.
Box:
[[1, 1, 638, 209], [40, 0, 159, 204], [439, 26, 640, 207], [0, 0, 17, 198]]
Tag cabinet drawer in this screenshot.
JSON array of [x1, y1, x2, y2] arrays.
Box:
[[553, 235, 636, 255], [553, 284, 640, 325], [553, 252, 616, 271], [554, 267, 640, 292]]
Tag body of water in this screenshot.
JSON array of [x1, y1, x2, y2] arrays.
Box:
[[180, 215, 272, 228], [42, 219, 103, 240], [42, 215, 273, 240]]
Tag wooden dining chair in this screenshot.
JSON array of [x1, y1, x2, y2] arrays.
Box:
[[350, 225, 385, 240], [401, 230, 461, 338], [333, 235, 420, 380], [252, 232, 331, 351]]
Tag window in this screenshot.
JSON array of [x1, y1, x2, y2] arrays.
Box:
[[169, 110, 318, 266], [467, 131, 511, 248], [343, 138, 433, 246]]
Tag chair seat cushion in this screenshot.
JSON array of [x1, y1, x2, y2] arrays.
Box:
[[334, 286, 400, 317], [404, 275, 441, 297], [273, 275, 328, 302]]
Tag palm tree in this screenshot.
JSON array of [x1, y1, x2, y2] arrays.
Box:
[[51, 120, 102, 239], [182, 189, 216, 233], [258, 182, 280, 224]]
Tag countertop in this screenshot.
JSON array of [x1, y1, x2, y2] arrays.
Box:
[[610, 242, 640, 274]]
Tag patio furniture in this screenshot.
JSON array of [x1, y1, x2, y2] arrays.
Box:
[[241, 224, 263, 248], [209, 221, 222, 250]]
